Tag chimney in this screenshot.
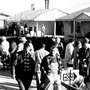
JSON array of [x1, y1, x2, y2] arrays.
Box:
[[45, 0, 49, 9], [31, 3, 35, 10]]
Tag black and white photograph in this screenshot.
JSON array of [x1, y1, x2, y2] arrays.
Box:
[[0, 0, 90, 90]]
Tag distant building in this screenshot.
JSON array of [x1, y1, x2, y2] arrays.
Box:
[[0, 13, 9, 29], [56, 7, 90, 40], [8, 9, 67, 37], [0, 13, 9, 36]]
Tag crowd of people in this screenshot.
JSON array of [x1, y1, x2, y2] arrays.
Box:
[[4, 22, 46, 37], [0, 36, 90, 90]]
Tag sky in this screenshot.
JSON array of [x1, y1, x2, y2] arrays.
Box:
[[0, 0, 90, 15]]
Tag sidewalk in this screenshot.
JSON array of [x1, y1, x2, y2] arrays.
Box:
[[0, 63, 37, 90], [0, 62, 68, 90]]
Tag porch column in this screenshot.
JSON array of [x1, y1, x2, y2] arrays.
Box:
[[73, 20, 75, 40], [54, 21, 56, 36], [36, 21, 38, 37]]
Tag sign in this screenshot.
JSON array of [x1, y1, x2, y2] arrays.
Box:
[[63, 72, 76, 81], [61, 69, 79, 84]]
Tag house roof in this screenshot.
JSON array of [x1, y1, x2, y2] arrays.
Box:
[[56, 7, 90, 21], [75, 12, 90, 21], [8, 9, 51, 21], [8, 9, 68, 21], [0, 13, 9, 17], [0, 14, 9, 20], [0, 13, 10, 20], [34, 9, 68, 21]]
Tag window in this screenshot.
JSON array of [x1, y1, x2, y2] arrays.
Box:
[[75, 22, 81, 33], [70, 21, 73, 33]]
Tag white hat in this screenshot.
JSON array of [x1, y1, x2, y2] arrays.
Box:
[[20, 37, 27, 42], [85, 38, 89, 43], [2, 36, 6, 41]]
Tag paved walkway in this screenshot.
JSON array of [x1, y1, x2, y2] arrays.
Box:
[[0, 63, 68, 90], [0, 63, 37, 90], [0, 63, 19, 90]]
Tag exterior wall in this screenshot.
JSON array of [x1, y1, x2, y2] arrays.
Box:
[[26, 21, 54, 35], [26, 21, 90, 39], [81, 21, 90, 36], [63, 21, 73, 41], [63, 21, 90, 41], [63, 21, 71, 36], [56, 21, 64, 35], [26, 21, 36, 31], [38, 21, 54, 35]]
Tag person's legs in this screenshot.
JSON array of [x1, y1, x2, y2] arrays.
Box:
[[46, 74, 54, 90], [36, 72, 41, 90], [55, 74, 61, 90], [2, 54, 7, 69], [17, 79, 25, 90], [17, 77, 33, 90], [24, 80, 32, 90], [40, 73, 47, 86], [24, 74, 33, 90]]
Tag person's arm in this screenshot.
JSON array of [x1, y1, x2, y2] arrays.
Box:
[[12, 65, 16, 79], [71, 50, 74, 60], [40, 57, 47, 74], [12, 53, 18, 79]]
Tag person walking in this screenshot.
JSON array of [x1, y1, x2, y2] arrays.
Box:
[[1, 36, 10, 69], [27, 39, 35, 60], [35, 42, 49, 90], [64, 39, 74, 69], [78, 42, 89, 76], [71, 41, 80, 69], [55, 37, 64, 59], [40, 45, 61, 90], [12, 42, 35, 90], [17, 37, 27, 52], [9, 41, 18, 76]]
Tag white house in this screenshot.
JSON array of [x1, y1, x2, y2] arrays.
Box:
[[8, 9, 68, 37]]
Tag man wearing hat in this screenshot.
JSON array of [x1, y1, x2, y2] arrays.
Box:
[[17, 37, 27, 52]]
